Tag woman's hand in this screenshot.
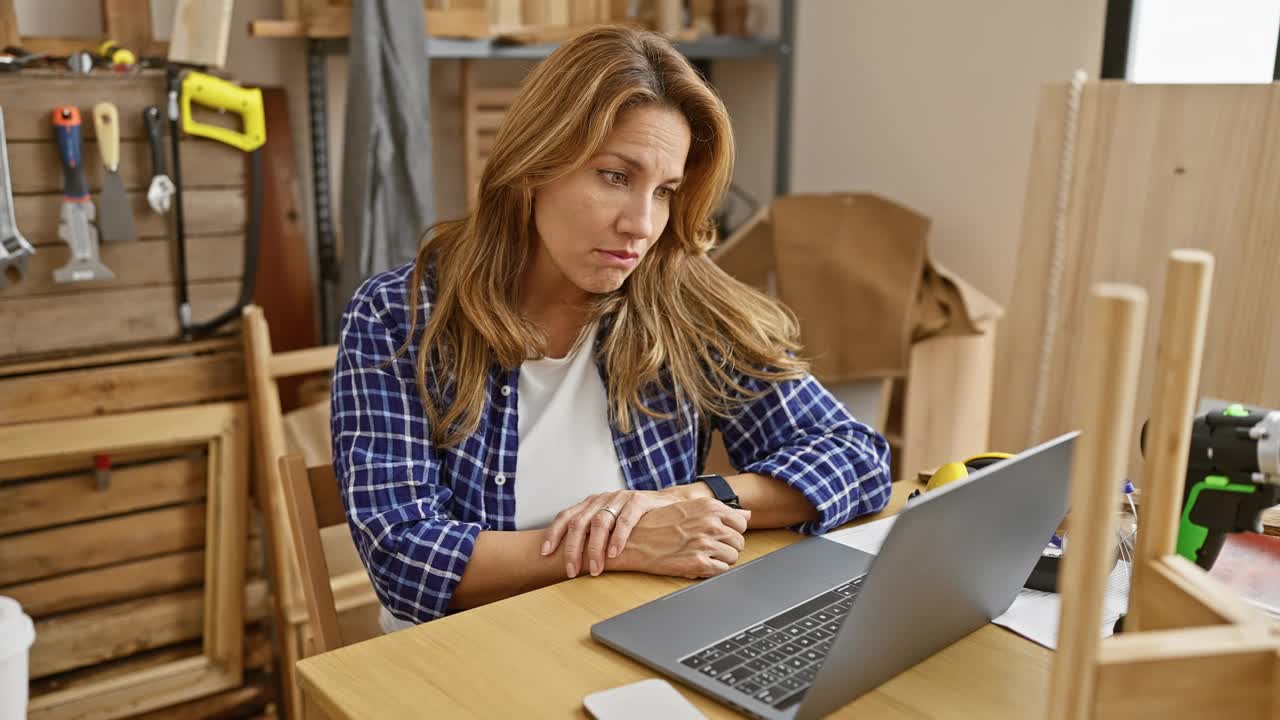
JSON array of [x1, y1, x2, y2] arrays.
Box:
[[541, 489, 682, 578], [607, 498, 752, 579]]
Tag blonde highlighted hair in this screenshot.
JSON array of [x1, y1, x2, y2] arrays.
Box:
[[404, 25, 806, 447]]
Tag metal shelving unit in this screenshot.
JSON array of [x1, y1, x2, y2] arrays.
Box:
[[308, 1, 796, 340]]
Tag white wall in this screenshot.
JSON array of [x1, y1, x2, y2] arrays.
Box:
[[790, 0, 1108, 305]]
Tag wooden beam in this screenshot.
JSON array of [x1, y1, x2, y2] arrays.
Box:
[[0, 0, 19, 48], [1047, 284, 1148, 720], [168, 0, 235, 68], [1129, 250, 1214, 631], [0, 454, 206, 535], [7, 138, 244, 195], [250, 8, 492, 39], [1093, 625, 1277, 720], [0, 280, 243, 359], [1131, 555, 1271, 631], [270, 345, 338, 380], [7, 538, 264, 618], [102, 0, 155, 56], [28, 580, 268, 678], [0, 504, 206, 586]]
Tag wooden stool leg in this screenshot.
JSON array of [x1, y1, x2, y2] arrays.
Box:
[[1047, 284, 1148, 720], [1128, 250, 1214, 632]]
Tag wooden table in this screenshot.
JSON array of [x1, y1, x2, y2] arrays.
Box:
[[297, 481, 1053, 718]]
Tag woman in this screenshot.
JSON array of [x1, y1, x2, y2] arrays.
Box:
[[331, 26, 891, 632]]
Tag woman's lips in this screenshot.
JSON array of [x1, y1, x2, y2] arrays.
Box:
[[596, 249, 640, 267]]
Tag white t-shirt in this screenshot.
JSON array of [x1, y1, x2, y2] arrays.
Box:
[[379, 321, 627, 633], [513, 320, 628, 529]]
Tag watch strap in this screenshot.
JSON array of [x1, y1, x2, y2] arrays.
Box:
[[696, 474, 741, 509]]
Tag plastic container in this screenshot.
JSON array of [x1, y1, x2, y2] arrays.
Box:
[[0, 596, 35, 720]]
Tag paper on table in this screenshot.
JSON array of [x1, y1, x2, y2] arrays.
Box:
[[822, 516, 1130, 649]]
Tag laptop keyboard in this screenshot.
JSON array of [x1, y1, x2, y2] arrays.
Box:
[[678, 575, 865, 711]]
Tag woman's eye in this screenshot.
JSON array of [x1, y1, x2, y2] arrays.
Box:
[[600, 170, 627, 186], [655, 186, 675, 200]]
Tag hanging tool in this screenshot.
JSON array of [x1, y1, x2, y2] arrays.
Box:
[[1141, 403, 1280, 569], [0, 107, 35, 289], [52, 106, 113, 283], [168, 68, 264, 338], [143, 106, 174, 213], [91, 102, 136, 242]]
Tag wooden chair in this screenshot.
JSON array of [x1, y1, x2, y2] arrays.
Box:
[[242, 304, 379, 719], [277, 453, 345, 656]]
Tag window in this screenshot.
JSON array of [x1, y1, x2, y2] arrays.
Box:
[[1103, 0, 1280, 82]]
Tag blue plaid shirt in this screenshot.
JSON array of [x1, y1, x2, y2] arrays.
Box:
[[331, 262, 892, 624]]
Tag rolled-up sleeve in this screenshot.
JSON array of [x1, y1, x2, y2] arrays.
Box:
[[331, 282, 485, 623], [714, 373, 891, 535]]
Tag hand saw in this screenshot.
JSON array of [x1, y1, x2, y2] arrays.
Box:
[[169, 69, 265, 338]]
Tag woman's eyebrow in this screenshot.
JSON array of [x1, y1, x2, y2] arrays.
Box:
[[599, 151, 683, 185]]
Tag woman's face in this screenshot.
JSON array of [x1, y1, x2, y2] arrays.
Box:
[[529, 104, 692, 300]]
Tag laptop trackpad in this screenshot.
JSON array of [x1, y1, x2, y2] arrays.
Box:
[[593, 537, 873, 662]]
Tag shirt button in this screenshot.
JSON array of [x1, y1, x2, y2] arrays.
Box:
[[500, 385, 511, 397], [495, 474, 507, 486]]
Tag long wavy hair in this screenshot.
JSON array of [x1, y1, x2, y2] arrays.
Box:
[[403, 25, 806, 447]]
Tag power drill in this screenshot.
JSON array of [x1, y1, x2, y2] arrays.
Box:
[[1142, 404, 1280, 569]]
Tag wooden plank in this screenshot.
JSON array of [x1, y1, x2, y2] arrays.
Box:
[[992, 83, 1280, 489], [0, 335, 238, 378], [129, 681, 272, 720], [270, 345, 337, 379], [0, 279, 243, 358], [289, 6, 492, 39], [252, 86, 319, 372], [31, 625, 273, 699], [1046, 284, 1148, 720], [168, 0, 235, 68], [900, 318, 997, 483], [28, 579, 268, 679], [249, 18, 306, 37], [9, 139, 244, 194], [1132, 555, 1270, 631], [1128, 252, 1217, 633], [10, 233, 244, 299], [7, 536, 265, 617], [0, 73, 165, 141], [16, 188, 247, 247], [1093, 625, 1277, 720], [0, 446, 191, 484], [0, 0, 19, 48], [0, 454, 205, 534], [0, 504, 206, 585], [103, 0, 157, 57], [0, 351, 244, 426]]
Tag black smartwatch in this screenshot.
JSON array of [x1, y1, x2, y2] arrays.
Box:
[[695, 474, 741, 509]]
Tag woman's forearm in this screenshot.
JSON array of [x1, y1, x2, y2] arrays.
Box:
[[449, 530, 568, 610]]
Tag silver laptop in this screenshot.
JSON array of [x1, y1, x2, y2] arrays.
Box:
[[592, 432, 1077, 719]]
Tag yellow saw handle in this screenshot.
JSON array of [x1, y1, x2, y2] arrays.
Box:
[[180, 71, 266, 153]]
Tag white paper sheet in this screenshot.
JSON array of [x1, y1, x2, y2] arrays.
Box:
[[822, 516, 1130, 649]]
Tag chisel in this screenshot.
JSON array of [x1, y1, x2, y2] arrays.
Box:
[[92, 101, 136, 242]]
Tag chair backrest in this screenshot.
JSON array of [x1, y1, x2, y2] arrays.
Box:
[[277, 453, 346, 655]]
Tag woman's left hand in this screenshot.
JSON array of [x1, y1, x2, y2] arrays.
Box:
[[541, 489, 684, 578]]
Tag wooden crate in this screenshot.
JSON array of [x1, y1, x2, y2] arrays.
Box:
[[0, 338, 271, 720], [0, 70, 248, 362]]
